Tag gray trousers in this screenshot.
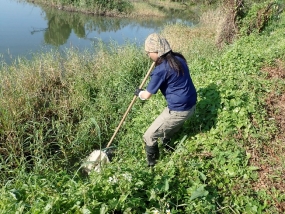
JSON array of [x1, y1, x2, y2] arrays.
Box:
[[143, 105, 196, 146]]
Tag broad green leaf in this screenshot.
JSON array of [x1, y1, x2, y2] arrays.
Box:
[[198, 171, 207, 182], [190, 185, 209, 201]]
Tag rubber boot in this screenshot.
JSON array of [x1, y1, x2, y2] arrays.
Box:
[[145, 144, 159, 167]]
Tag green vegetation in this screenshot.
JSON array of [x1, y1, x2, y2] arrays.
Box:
[[1, 0, 285, 213], [27, 0, 134, 15], [26, 0, 203, 18]]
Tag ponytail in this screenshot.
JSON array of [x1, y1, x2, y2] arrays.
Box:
[[156, 51, 186, 76]]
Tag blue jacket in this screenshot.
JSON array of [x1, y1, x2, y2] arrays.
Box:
[[146, 57, 197, 111]]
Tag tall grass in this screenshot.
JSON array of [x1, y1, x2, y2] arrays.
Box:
[[0, 43, 149, 179]]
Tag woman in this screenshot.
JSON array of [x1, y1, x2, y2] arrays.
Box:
[[135, 33, 197, 166]]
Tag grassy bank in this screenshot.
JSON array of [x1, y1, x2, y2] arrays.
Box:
[[1, 1, 285, 213], [26, 0, 201, 18]]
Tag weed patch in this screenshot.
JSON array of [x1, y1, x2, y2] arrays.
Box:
[[247, 60, 285, 212]]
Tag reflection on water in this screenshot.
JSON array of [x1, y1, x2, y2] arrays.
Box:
[[0, 0, 198, 64], [44, 10, 86, 46], [35, 3, 198, 46]]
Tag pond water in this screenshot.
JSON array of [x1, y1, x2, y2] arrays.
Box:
[[0, 0, 197, 64]]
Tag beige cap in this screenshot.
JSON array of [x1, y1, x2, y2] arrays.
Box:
[[145, 33, 172, 57]]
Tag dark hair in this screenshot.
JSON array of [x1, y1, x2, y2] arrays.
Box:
[[156, 51, 187, 76]]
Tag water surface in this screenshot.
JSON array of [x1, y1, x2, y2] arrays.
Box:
[[0, 0, 197, 64]]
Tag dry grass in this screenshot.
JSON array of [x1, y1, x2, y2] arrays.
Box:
[[131, 2, 165, 17], [161, 8, 224, 54], [199, 7, 224, 28], [147, 0, 186, 10], [162, 24, 216, 53], [215, 0, 244, 48], [129, 0, 187, 18]]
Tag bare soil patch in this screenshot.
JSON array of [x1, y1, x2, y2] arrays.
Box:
[[248, 59, 285, 212]]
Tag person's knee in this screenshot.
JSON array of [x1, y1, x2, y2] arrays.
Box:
[[143, 132, 156, 146], [143, 134, 151, 146]]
